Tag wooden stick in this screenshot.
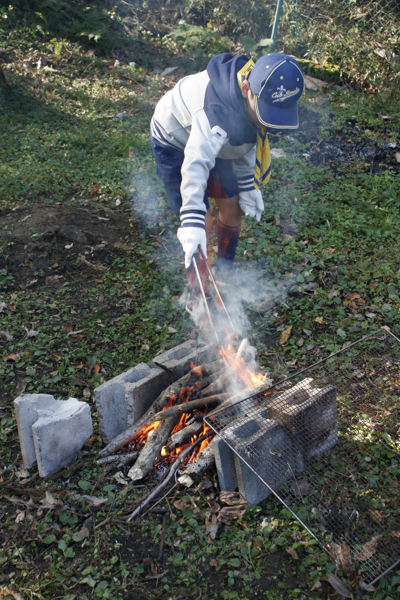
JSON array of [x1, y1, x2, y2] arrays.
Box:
[[158, 513, 168, 561], [200, 371, 233, 397], [127, 416, 178, 482], [97, 452, 138, 466], [208, 376, 274, 416], [127, 431, 213, 522], [177, 439, 216, 487], [164, 421, 204, 453], [96, 362, 219, 460], [145, 393, 230, 424]]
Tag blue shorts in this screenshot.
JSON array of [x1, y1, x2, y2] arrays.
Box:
[[151, 134, 239, 213]]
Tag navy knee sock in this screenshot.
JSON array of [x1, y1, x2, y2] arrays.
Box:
[[216, 219, 241, 268]]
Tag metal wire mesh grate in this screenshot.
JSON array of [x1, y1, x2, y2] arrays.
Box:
[[205, 329, 400, 585], [293, 0, 399, 33]]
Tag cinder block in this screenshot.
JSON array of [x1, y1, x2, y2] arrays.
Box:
[[268, 385, 337, 471], [151, 339, 211, 378], [123, 366, 176, 428], [225, 416, 294, 505], [214, 437, 238, 492], [14, 394, 57, 468], [32, 399, 93, 478], [95, 363, 174, 444]]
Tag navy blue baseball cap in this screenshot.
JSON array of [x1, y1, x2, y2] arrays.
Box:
[[248, 53, 304, 129]]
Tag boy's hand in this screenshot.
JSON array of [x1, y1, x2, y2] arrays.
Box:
[[239, 189, 264, 222], [177, 227, 207, 268]]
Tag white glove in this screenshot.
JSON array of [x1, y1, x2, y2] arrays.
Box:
[[177, 226, 207, 269], [239, 189, 264, 222]]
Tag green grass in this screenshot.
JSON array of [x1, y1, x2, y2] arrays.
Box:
[[1, 24, 400, 600]]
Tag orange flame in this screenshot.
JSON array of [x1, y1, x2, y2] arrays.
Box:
[[219, 344, 264, 387]]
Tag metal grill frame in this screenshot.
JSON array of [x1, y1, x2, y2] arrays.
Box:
[[205, 328, 400, 586]]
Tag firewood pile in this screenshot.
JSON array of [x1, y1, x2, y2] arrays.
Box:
[[96, 339, 274, 507]]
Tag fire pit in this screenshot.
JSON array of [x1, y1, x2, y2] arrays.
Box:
[[205, 328, 400, 586]]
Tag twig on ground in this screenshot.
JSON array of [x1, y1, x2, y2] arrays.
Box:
[[158, 513, 168, 561]]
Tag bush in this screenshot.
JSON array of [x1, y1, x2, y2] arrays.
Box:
[[0, 0, 124, 50]]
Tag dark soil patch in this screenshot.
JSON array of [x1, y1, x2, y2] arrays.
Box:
[[0, 203, 135, 289]]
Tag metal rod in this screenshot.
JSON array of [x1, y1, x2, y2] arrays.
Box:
[[369, 557, 400, 587], [191, 255, 219, 343], [197, 247, 236, 335], [270, 0, 284, 51]]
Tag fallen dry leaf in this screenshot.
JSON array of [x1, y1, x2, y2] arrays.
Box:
[[113, 472, 129, 485], [84, 433, 97, 447], [93, 362, 100, 374], [80, 495, 108, 507], [395, 152, 400, 163], [219, 491, 248, 506], [328, 573, 351, 598], [346, 292, 359, 300], [310, 580, 321, 591], [14, 379, 27, 396], [328, 288, 340, 299], [343, 299, 357, 309], [286, 547, 299, 560], [4, 353, 17, 362], [260, 517, 271, 531], [325, 248, 335, 254], [353, 535, 381, 562], [15, 467, 30, 479], [0, 330, 13, 341], [280, 325, 292, 345], [15, 511, 25, 524], [314, 317, 325, 324], [24, 324, 39, 337]]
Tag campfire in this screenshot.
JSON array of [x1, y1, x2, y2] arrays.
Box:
[[96, 338, 274, 494]]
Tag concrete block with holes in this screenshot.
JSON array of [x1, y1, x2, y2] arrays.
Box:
[[214, 436, 238, 492], [222, 416, 294, 505], [123, 366, 175, 429], [268, 384, 337, 472], [150, 339, 211, 378], [95, 363, 175, 443], [14, 394, 93, 476]]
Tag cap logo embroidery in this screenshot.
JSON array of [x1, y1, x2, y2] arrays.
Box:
[[271, 85, 300, 103]]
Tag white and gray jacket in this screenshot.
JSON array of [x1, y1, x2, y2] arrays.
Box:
[[151, 53, 259, 230]]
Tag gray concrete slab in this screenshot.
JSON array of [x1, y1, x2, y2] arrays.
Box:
[[14, 394, 58, 468], [32, 398, 93, 478]]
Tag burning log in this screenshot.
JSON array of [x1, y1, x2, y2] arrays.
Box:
[[209, 376, 274, 416], [200, 371, 236, 397], [178, 438, 216, 487], [127, 416, 178, 482], [97, 362, 222, 460], [164, 421, 205, 453], [127, 430, 214, 521], [143, 393, 230, 424]]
